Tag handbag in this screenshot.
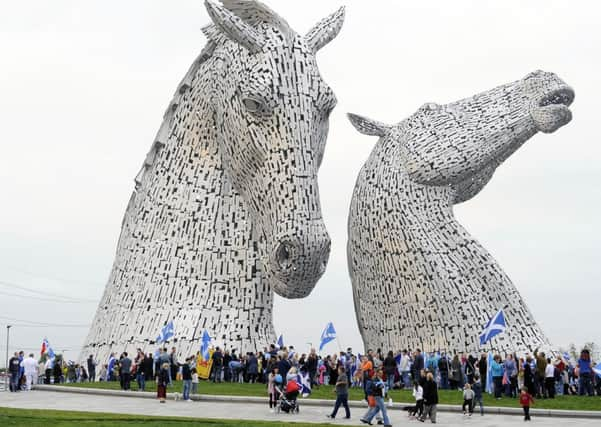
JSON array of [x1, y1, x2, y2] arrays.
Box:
[[367, 395, 377, 407]]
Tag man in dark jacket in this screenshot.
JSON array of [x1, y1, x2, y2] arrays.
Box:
[[413, 349, 424, 383], [438, 354, 449, 390], [211, 347, 223, 382], [478, 353, 487, 389], [420, 372, 439, 423], [87, 355, 96, 382], [8, 352, 20, 392], [305, 349, 318, 386], [120, 352, 132, 390]]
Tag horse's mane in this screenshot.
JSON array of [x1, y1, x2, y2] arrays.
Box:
[[134, 1, 293, 190]]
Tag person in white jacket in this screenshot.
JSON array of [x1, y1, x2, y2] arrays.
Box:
[[20, 353, 38, 390]]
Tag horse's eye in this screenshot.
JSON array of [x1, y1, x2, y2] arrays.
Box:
[[242, 98, 263, 114]]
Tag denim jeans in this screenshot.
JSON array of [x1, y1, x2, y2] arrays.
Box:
[[137, 372, 146, 391], [579, 373, 593, 396], [183, 379, 192, 400], [555, 376, 563, 396], [331, 393, 350, 418], [386, 373, 395, 391], [493, 376, 503, 398], [401, 371, 411, 388], [440, 372, 449, 390], [363, 396, 391, 426], [10, 372, 19, 391]]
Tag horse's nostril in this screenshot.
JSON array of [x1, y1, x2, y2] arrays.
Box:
[[275, 242, 294, 270]]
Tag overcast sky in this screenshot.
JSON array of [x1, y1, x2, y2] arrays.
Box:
[[1, 0, 600, 363]]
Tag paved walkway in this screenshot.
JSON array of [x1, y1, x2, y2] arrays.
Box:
[[1, 390, 600, 426]]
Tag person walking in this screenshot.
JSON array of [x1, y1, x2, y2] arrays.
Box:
[[410, 381, 424, 419], [419, 372, 438, 423], [8, 352, 21, 392], [327, 366, 351, 420], [360, 370, 392, 427], [20, 353, 38, 391], [519, 386, 535, 421], [157, 362, 169, 403]]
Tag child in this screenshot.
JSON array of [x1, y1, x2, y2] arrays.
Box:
[[519, 386, 535, 421], [191, 368, 199, 394], [157, 362, 170, 403], [462, 383, 474, 416], [410, 381, 424, 419], [472, 374, 484, 416], [267, 367, 280, 411]]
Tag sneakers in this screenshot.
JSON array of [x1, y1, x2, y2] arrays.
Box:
[[326, 415, 334, 419], [360, 419, 373, 425]]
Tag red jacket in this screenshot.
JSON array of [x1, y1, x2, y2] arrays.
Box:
[[520, 392, 534, 407]]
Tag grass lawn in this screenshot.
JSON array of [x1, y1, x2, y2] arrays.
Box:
[[58, 381, 601, 411], [0, 407, 337, 427]]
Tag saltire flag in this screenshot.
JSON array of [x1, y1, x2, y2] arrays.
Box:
[[297, 371, 312, 397], [200, 330, 211, 361], [479, 309, 506, 346], [485, 351, 493, 394], [156, 320, 175, 343], [47, 346, 55, 358], [319, 322, 336, 351], [563, 352, 571, 361], [593, 362, 601, 378], [277, 334, 284, 349], [41, 338, 49, 357]]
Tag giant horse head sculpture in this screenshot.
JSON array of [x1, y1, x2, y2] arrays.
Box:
[[350, 70, 574, 203], [204, 0, 344, 298], [347, 70, 574, 353]]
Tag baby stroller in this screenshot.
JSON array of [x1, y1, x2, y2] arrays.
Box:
[[276, 380, 301, 413]]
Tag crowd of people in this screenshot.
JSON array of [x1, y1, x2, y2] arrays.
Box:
[[6, 344, 599, 424]]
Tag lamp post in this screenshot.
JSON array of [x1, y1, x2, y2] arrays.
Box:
[[4, 325, 10, 392]]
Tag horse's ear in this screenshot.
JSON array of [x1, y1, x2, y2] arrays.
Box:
[[347, 113, 390, 137], [305, 6, 345, 53], [204, 0, 265, 53]]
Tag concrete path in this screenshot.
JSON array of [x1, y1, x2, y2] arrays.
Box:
[[1, 390, 600, 426]]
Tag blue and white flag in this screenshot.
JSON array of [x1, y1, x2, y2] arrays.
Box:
[[319, 322, 336, 351], [479, 309, 506, 346], [156, 320, 175, 343], [593, 362, 601, 378], [277, 334, 284, 349], [562, 352, 571, 361], [297, 371, 312, 397], [47, 346, 55, 359], [485, 351, 493, 394], [200, 330, 211, 360]]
